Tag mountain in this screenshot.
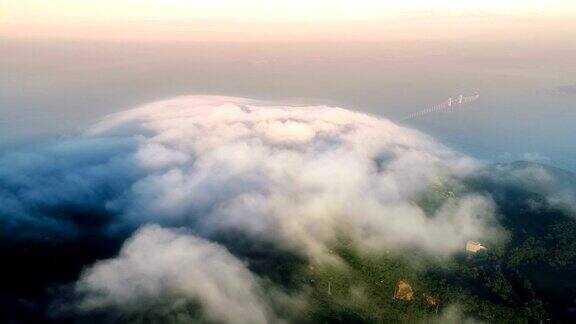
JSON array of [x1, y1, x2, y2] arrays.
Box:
[[1, 161, 575, 323]]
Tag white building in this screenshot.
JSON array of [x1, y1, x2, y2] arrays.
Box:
[[466, 240, 487, 253]]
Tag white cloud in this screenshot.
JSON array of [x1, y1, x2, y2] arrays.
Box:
[[490, 162, 576, 213], [0, 95, 514, 321], [89, 95, 498, 257], [429, 304, 485, 324], [0, 95, 505, 255], [75, 225, 271, 324]]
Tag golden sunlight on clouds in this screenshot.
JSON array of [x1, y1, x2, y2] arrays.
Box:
[[1, 0, 575, 41]]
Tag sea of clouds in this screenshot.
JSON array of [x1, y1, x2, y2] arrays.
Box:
[[0, 96, 516, 321]]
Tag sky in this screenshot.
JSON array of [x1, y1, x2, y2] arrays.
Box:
[[2, 1, 576, 41]]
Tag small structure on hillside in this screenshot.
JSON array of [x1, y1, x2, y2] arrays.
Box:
[[423, 293, 440, 313], [393, 280, 414, 301], [466, 240, 487, 253], [423, 293, 438, 307]]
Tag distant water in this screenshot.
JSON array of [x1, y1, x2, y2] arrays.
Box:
[[2, 39, 576, 170]]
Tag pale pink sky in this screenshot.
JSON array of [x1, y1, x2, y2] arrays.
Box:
[[1, 1, 575, 41]]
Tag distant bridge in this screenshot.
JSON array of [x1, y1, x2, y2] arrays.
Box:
[[400, 93, 480, 122]]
